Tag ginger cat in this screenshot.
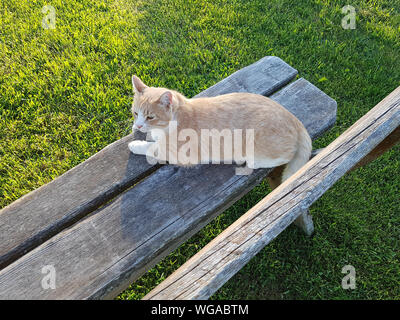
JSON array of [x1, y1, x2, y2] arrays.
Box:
[[128, 76, 312, 181]]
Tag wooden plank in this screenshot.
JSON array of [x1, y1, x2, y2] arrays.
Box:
[[351, 125, 400, 170], [0, 56, 297, 270], [269, 77, 337, 140], [308, 125, 400, 174], [0, 77, 336, 299], [0, 134, 158, 270], [144, 86, 400, 300], [266, 164, 314, 236], [312, 121, 400, 174], [195, 56, 297, 98], [267, 78, 341, 235]]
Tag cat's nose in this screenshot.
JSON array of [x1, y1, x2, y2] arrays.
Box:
[[136, 124, 143, 129]]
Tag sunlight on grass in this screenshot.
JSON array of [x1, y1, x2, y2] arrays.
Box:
[[1, 0, 399, 299]]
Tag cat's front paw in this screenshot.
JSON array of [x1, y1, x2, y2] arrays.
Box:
[[128, 140, 148, 155]]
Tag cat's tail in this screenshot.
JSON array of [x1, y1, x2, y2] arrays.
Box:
[[282, 126, 312, 182]]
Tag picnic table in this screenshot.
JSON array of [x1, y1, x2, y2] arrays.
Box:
[[0, 56, 398, 300]]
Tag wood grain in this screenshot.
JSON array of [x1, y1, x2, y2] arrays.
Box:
[[0, 78, 337, 299], [195, 56, 297, 98], [351, 125, 400, 170], [0, 134, 159, 270], [144, 86, 400, 300], [0, 56, 297, 270]]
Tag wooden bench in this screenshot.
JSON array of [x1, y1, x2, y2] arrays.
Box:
[[144, 87, 400, 300], [0, 56, 345, 299]]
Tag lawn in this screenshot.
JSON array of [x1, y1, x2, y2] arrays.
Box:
[[0, 0, 399, 299]]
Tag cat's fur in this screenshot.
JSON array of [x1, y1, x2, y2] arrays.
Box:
[[128, 75, 312, 181]]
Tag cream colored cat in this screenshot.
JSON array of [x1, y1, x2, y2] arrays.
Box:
[[128, 75, 311, 181]]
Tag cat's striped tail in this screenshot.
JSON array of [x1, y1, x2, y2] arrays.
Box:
[[282, 127, 312, 182]]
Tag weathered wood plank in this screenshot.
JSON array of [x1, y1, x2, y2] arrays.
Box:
[[0, 134, 158, 269], [266, 164, 314, 236], [0, 56, 297, 270], [351, 125, 400, 170], [0, 77, 336, 299], [144, 86, 400, 300], [267, 78, 340, 235], [269, 77, 337, 140], [308, 125, 400, 174], [195, 56, 297, 98]]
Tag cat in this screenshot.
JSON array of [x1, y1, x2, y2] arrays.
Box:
[[128, 75, 312, 181]]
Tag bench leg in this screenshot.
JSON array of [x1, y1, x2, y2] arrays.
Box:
[[267, 165, 314, 236], [266, 128, 400, 236], [351, 125, 400, 171], [283, 127, 400, 235], [293, 211, 314, 236]]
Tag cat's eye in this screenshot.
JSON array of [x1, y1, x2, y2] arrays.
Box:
[[146, 115, 155, 120], [134, 112, 138, 117]]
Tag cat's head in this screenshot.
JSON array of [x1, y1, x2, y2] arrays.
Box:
[[131, 76, 175, 133]]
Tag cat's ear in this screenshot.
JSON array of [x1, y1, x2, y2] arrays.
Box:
[[159, 91, 173, 108], [132, 75, 147, 94]]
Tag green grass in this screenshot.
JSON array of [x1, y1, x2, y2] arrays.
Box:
[[1, 0, 399, 299]]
